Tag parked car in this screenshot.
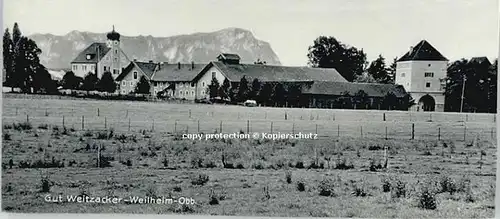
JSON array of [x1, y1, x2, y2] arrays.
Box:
[[244, 100, 257, 107]]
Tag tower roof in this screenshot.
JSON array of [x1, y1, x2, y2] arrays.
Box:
[[398, 40, 448, 62], [106, 25, 120, 41]]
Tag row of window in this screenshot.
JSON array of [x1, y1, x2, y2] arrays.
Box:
[[399, 72, 434, 78], [122, 81, 135, 86], [72, 65, 95, 71]]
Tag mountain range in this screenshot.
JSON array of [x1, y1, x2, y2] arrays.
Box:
[[28, 27, 282, 70]]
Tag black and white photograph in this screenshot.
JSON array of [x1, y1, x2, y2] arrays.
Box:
[[1, 0, 498, 218]]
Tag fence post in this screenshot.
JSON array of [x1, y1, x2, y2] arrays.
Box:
[[429, 114, 432, 121], [125, 109, 128, 118], [16, 107, 18, 116], [332, 113, 335, 121], [285, 112, 287, 120], [411, 123, 414, 140], [104, 117, 107, 129], [97, 108, 100, 117], [337, 124, 340, 137], [62, 116, 65, 128], [152, 119, 155, 132], [491, 127, 494, 139], [220, 121, 223, 133], [463, 126, 467, 141], [315, 124, 318, 134], [385, 126, 388, 140], [97, 144, 101, 168], [247, 120, 250, 133], [270, 122, 273, 134], [45, 108, 48, 117], [438, 127, 441, 141], [175, 120, 178, 133], [128, 118, 131, 131], [360, 126, 363, 138], [189, 109, 192, 118], [466, 114, 468, 122], [265, 112, 267, 119], [292, 123, 295, 134], [383, 113, 386, 122], [82, 116, 85, 130], [198, 120, 200, 133]]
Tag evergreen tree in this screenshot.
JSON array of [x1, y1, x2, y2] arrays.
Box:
[[3, 28, 13, 88], [32, 66, 57, 94], [287, 84, 303, 107], [61, 71, 81, 90], [387, 57, 398, 84], [97, 71, 117, 93], [12, 22, 21, 46], [219, 78, 231, 99], [237, 76, 249, 102], [258, 83, 273, 106], [366, 54, 391, 83], [208, 77, 220, 98], [12, 37, 42, 93], [272, 83, 286, 107], [134, 75, 150, 94], [249, 78, 261, 100], [82, 72, 99, 94]]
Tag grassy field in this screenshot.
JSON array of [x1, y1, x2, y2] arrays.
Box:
[[1, 94, 497, 218]]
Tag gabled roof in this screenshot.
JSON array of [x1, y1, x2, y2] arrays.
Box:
[[71, 43, 110, 63], [469, 56, 491, 66], [303, 81, 407, 98], [193, 61, 347, 83], [115, 61, 158, 81], [398, 40, 448, 62], [151, 63, 207, 82]]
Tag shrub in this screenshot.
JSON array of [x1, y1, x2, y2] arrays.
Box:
[[369, 159, 383, 172], [3, 133, 11, 141], [40, 176, 51, 193], [335, 157, 354, 170], [236, 163, 245, 169], [191, 174, 209, 186], [318, 178, 337, 197], [391, 178, 407, 198], [295, 161, 305, 169], [3, 124, 13, 130], [381, 177, 391, 193], [285, 171, 292, 184], [439, 176, 457, 195], [209, 189, 220, 205], [297, 181, 306, 192], [253, 162, 265, 170], [13, 122, 32, 131], [161, 158, 168, 168], [38, 124, 48, 130], [352, 182, 369, 197], [96, 131, 108, 140], [173, 186, 182, 192], [417, 183, 437, 210], [83, 130, 93, 137]]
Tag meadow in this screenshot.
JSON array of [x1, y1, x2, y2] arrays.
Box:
[[1, 94, 497, 218]]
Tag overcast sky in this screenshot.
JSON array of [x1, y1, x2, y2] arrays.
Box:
[[3, 0, 499, 66]]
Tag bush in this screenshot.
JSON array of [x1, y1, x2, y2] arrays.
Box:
[[297, 181, 306, 192], [173, 186, 182, 192], [369, 159, 383, 172], [40, 176, 51, 193], [335, 157, 354, 170], [236, 163, 245, 169], [318, 178, 337, 197], [38, 124, 48, 130], [3, 133, 11, 141], [285, 171, 292, 184], [352, 183, 369, 197], [381, 178, 391, 193], [417, 183, 437, 210], [13, 122, 32, 131], [439, 176, 457, 195], [191, 174, 209, 186], [295, 161, 305, 169], [391, 178, 407, 198]]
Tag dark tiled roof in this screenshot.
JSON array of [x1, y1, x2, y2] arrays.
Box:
[[469, 57, 491, 66], [303, 81, 407, 98], [151, 63, 207, 81], [71, 43, 110, 63], [199, 61, 347, 82], [115, 61, 158, 81], [398, 40, 448, 62], [218, 53, 241, 61]]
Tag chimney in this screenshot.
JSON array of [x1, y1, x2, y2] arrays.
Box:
[[191, 61, 194, 70], [178, 62, 181, 70]]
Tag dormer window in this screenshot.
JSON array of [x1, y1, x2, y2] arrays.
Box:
[[86, 54, 92, 60]]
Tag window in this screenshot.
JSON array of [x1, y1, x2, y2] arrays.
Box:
[[133, 72, 138, 79], [114, 58, 118, 62], [426, 82, 431, 88], [122, 81, 126, 86], [202, 82, 205, 87], [130, 81, 133, 86], [72, 65, 77, 71], [180, 83, 183, 88], [401, 73, 405, 77], [86, 54, 91, 60], [180, 91, 183, 96], [428, 64, 432, 67], [121, 90, 126, 94], [201, 90, 205, 95], [83, 65, 87, 71], [211, 72, 216, 79], [191, 91, 195, 96], [113, 69, 118, 74], [115, 50, 118, 54], [191, 83, 194, 88], [91, 65, 95, 71], [424, 72, 434, 77], [114, 41, 119, 45]]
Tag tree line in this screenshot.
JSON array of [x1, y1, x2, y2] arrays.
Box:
[[205, 75, 412, 110], [306, 35, 497, 113]]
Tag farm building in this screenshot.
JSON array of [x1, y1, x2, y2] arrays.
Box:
[[70, 26, 131, 79], [115, 60, 158, 95], [395, 40, 448, 112]]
